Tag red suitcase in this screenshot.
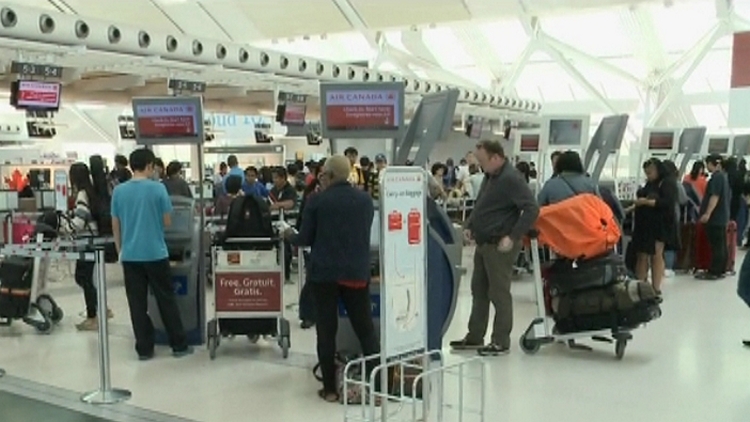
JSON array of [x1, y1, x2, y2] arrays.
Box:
[[693, 221, 736, 274]]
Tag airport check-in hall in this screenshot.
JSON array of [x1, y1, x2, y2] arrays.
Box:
[[0, 0, 749, 421]]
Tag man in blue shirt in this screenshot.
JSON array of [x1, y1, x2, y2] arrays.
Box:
[[223, 155, 244, 190], [242, 166, 269, 197], [111, 148, 192, 360]]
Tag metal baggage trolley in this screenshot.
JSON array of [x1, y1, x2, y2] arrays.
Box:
[[518, 230, 640, 360], [206, 237, 291, 359]]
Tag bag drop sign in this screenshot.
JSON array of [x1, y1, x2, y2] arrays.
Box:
[[215, 272, 281, 312]]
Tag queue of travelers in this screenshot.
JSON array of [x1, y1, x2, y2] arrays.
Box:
[[57, 142, 750, 404]]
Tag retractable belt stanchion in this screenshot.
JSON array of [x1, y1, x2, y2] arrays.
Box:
[[81, 247, 131, 404]]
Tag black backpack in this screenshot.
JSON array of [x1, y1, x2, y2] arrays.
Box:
[[223, 195, 274, 250], [88, 155, 118, 263]]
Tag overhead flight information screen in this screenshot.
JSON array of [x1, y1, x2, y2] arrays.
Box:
[[132, 96, 204, 145], [320, 82, 405, 139]]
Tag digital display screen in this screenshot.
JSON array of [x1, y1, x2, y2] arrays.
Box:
[[707, 137, 730, 154], [282, 102, 307, 126], [648, 132, 675, 150], [733, 135, 750, 156], [12, 81, 61, 110], [548, 119, 583, 146], [134, 102, 200, 139], [520, 134, 540, 152], [325, 90, 400, 131], [320, 83, 405, 139]]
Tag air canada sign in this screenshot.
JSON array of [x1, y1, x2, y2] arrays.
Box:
[[325, 90, 400, 131]]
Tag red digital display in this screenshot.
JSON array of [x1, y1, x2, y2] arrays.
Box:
[[283, 103, 307, 126], [15, 81, 61, 110], [134, 103, 200, 139], [520, 134, 540, 152], [325, 90, 401, 131], [648, 132, 675, 150]]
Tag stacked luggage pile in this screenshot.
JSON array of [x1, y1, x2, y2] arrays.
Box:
[[520, 190, 663, 359], [544, 252, 662, 335]]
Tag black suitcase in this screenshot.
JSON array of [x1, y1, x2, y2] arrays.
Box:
[[554, 303, 662, 334], [546, 252, 626, 295], [0, 257, 34, 319]]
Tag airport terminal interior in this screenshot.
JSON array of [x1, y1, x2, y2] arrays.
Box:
[[1, 0, 750, 421]]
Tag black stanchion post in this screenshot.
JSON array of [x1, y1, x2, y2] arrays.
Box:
[[81, 248, 131, 404]]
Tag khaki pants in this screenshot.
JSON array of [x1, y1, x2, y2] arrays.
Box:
[[467, 243, 520, 348]]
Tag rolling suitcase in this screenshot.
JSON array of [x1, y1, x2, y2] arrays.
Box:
[[675, 222, 696, 271], [693, 221, 737, 273]]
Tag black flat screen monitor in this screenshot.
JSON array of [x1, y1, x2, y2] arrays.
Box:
[[707, 137, 730, 154], [132, 96, 204, 145], [548, 119, 584, 146], [320, 82, 405, 139], [647, 132, 675, 150]]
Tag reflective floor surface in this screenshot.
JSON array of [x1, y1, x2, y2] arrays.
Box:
[[1, 248, 750, 422]]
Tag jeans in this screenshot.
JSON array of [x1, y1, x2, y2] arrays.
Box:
[[737, 201, 748, 246], [122, 259, 188, 357], [705, 224, 728, 276], [74, 260, 97, 319], [664, 251, 676, 271], [312, 282, 379, 394]]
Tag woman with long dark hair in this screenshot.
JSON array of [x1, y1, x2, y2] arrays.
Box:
[[63, 163, 111, 331], [683, 161, 707, 200], [628, 158, 679, 295]]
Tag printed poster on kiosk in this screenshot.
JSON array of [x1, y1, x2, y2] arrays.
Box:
[[379, 167, 428, 359]]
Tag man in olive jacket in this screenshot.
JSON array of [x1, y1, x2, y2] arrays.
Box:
[[450, 140, 539, 356]]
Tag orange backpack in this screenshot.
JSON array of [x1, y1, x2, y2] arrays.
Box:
[[535, 192, 621, 260]]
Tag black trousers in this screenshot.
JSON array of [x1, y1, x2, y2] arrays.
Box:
[[312, 282, 379, 394], [122, 259, 188, 356], [74, 260, 97, 319], [706, 224, 728, 276], [284, 241, 292, 280], [298, 253, 315, 322]]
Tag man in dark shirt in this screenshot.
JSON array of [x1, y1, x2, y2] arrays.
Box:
[[281, 155, 378, 402], [450, 140, 539, 356], [698, 154, 731, 279], [270, 167, 297, 282]]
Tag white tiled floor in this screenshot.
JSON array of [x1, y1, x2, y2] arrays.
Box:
[[2, 248, 750, 422]]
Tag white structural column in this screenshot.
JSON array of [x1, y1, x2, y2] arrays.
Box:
[[498, 41, 536, 96]]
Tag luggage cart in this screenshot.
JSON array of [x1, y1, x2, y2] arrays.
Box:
[[518, 230, 635, 360], [206, 238, 291, 359]]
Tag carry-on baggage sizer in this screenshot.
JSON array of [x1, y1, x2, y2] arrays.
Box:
[[693, 221, 737, 275], [519, 230, 662, 360]]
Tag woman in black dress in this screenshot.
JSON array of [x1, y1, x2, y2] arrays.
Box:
[[629, 158, 679, 295]]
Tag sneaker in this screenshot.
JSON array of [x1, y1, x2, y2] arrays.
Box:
[[477, 344, 510, 356], [138, 353, 154, 361], [696, 273, 723, 280], [743, 340, 750, 347], [172, 346, 194, 358], [75, 318, 98, 331], [664, 270, 675, 278], [300, 320, 315, 329], [449, 336, 483, 350]]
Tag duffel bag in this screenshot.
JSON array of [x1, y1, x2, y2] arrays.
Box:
[[554, 279, 659, 320], [545, 252, 626, 294]]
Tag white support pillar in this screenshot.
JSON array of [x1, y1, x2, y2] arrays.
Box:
[[652, 22, 724, 87], [647, 25, 725, 126], [499, 41, 536, 94], [541, 35, 641, 85]]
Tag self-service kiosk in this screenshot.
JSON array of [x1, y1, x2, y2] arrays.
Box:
[[704, 134, 732, 157], [732, 134, 750, 158], [639, 128, 679, 174], [513, 129, 542, 166], [151, 196, 205, 346], [675, 127, 706, 176], [584, 114, 629, 182], [539, 114, 590, 181]]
